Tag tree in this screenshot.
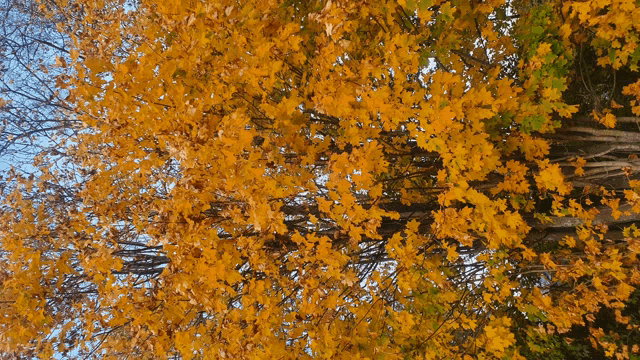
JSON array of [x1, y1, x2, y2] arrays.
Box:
[[1, 0, 640, 358], [0, 0, 79, 167]]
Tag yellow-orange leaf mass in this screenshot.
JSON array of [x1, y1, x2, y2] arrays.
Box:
[[1, 0, 640, 359]]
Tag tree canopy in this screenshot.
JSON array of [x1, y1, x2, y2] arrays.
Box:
[[2, 0, 640, 358]]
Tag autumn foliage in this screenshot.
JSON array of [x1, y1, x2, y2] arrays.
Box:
[[2, 0, 640, 358]]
